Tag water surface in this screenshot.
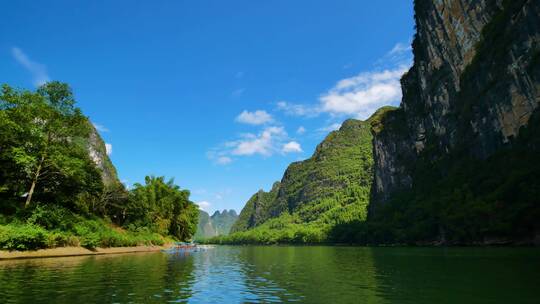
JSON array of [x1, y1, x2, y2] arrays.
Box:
[[0, 246, 539, 303]]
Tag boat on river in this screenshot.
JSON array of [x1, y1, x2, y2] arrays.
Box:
[[161, 242, 213, 254]]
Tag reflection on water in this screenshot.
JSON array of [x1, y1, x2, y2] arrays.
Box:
[[0, 246, 539, 303], [0, 252, 196, 303]]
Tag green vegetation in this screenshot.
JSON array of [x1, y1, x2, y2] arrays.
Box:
[[354, 108, 540, 245], [0, 82, 102, 211], [210, 105, 540, 246], [210, 210, 238, 235], [209, 114, 382, 244], [230, 183, 281, 233], [0, 203, 168, 251], [124, 176, 199, 241], [357, 0, 540, 245], [194, 209, 238, 240], [205, 212, 328, 245], [0, 83, 198, 250], [194, 210, 215, 240]]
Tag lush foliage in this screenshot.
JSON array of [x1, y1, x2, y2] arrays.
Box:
[[359, 109, 540, 245], [230, 183, 281, 233], [0, 83, 198, 250], [0, 82, 103, 212], [357, 0, 540, 245], [210, 210, 238, 235], [194, 210, 215, 240], [0, 205, 166, 250], [123, 176, 199, 241], [215, 115, 382, 244]]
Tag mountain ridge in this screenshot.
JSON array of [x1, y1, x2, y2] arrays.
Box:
[[226, 110, 389, 242], [195, 209, 238, 239], [211, 0, 540, 245]]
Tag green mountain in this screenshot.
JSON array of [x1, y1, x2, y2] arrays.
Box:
[[211, 210, 238, 235], [214, 0, 540, 245], [225, 114, 384, 243], [195, 209, 238, 239], [365, 0, 540, 244], [230, 182, 281, 233], [194, 210, 216, 239]]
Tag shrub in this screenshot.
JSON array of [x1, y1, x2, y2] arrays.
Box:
[[79, 232, 100, 249], [0, 205, 169, 250], [26, 204, 77, 231], [0, 224, 49, 251]]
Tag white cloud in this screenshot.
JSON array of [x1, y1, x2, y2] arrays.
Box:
[[389, 42, 412, 56], [318, 42, 412, 119], [11, 47, 50, 86], [216, 156, 232, 165], [273, 41, 412, 121], [197, 201, 211, 211], [276, 101, 319, 117], [319, 65, 409, 119], [92, 122, 109, 133], [209, 126, 293, 162], [231, 126, 286, 156], [105, 143, 112, 156], [375, 41, 413, 70], [235, 110, 273, 125], [282, 141, 302, 153], [210, 42, 412, 164]]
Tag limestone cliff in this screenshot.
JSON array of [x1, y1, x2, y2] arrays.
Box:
[[369, 0, 540, 243], [85, 120, 122, 188], [225, 0, 539, 244], [372, 0, 540, 208]]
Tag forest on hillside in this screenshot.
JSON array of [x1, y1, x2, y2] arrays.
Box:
[[0, 82, 199, 250]]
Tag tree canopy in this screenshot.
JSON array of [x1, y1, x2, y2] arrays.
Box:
[[0, 82, 102, 211], [0, 82, 199, 250]]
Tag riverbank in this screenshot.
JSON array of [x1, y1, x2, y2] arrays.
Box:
[[0, 244, 172, 260]]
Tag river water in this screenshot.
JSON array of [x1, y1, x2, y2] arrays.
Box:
[[0, 246, 539, 303]]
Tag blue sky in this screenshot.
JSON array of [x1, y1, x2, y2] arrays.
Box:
[[1, 0, 414, 214]]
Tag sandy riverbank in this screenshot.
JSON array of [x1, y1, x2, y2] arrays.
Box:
[[0, 244, 172, 260]]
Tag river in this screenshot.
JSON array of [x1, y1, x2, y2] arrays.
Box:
[[0, 246, 539, 303]]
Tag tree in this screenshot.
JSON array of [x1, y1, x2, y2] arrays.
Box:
[[0, 82, 102, 208], [126, 176, 199, 240]]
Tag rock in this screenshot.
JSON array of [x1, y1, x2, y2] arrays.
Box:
[[371, 0, 540, 210]]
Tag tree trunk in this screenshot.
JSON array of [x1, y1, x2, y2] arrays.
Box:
[[25, 154, 44, 208]]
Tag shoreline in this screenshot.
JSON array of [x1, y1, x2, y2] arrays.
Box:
[[0, 244, 172, 261]]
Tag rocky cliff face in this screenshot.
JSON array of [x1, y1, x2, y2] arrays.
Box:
[[85, 120, 122, 187], [227, 0, 539, 243], [371, 0, 540, 210]]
